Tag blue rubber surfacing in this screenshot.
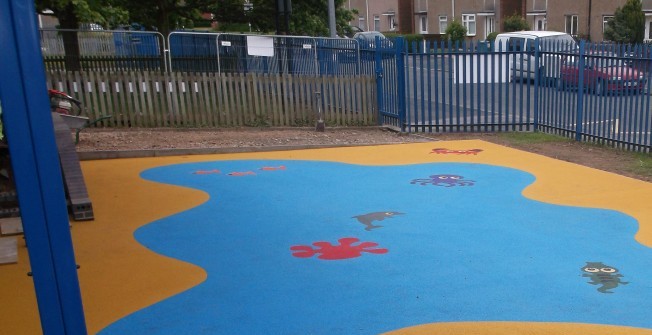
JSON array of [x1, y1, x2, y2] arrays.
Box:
[[99, 160, 652, 334]]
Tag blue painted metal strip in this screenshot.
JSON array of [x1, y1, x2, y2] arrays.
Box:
[[0, 0, 88, 334], [395, 37, 407, 131], [426, 41, 433, 132], [576, 40, 586, 141], [375, 36, 384, 125]]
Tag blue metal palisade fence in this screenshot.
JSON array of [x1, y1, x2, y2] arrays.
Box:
[[385, 37, 652, 152]]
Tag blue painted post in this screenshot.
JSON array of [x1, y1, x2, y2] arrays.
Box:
[[395, 37, 407, 132], [375, 36, 384, 125], [576, 40, 586, 141], [533, 39, 540, 131], [0, 1, 87, 334]]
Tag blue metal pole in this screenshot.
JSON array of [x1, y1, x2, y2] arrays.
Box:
[[533, 39, 540, 132], [0, 1, 87, 334], [375, 36, 384, 125], [395, 37, 407, 132], [576, 40, 586, 141]]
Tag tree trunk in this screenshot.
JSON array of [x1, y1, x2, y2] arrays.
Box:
[[57, 4, 81, 71]]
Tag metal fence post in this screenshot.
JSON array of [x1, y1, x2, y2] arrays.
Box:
[[395, 37, 407, 132], [576, 39, 586, 141], [375, 36, 384, 125], [533, 39, 540, 132]]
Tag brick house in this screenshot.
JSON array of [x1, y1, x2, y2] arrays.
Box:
[[347, 0, 652, 42], [393, 0, 523, 40], [347, 0, 400, 33], [525, 0, 652, 42]]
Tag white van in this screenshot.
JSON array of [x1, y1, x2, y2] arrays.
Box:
[[495, 31, 577, 84]]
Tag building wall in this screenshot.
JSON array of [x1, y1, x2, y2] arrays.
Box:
[[398, 0, 415, 33], [527, 0, 652, 42], [348, 0, 400, 33]]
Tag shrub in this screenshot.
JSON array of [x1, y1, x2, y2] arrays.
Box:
[[503, 14, 529, 32], [385, 33, 424, 52], [445, 20, 467, 45], [486, 31, 499, 42]]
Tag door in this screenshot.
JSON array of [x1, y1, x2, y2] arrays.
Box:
[[535, 16, 546, 31]]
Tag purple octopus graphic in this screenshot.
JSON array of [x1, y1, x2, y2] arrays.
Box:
[[410, 174, 475, 187]]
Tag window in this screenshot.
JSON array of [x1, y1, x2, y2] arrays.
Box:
[[416, 0, 428, 12], [374, 15, 380, 31], [358, 16, 365, 30], [535, 16, 546, 31], [484, 16, 495, 39], [603, 16, 613, 33], [419, 15, 428, 33], [565, 15, 578, 36], [439, 15, 448, 34], [388, 15, 396, 31], [647, 19, 652, 41], [462, 14, 476, 36]]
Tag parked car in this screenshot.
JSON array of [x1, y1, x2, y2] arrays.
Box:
[[353, 31, 393, 61], [558, 53, 647, 95], [353, 31, 391, 49], [345, 26, 364, 38], [495, 31, 577, 84]]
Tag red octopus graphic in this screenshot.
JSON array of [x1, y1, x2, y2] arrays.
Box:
[[290, 237, 388, 260], [410, 174, 475, 187], [430, 148, 483, 155]]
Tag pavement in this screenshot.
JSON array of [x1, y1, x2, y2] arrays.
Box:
[[2, 140, 652, 335]]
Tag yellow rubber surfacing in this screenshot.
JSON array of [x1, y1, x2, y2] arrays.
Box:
[[1, 140, 652, 335]]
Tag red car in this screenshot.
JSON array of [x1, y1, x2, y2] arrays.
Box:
[[558, 53, 647, 95]]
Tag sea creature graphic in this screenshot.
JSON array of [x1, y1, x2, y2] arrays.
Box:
[[192, 169, 221, 175], [352, 211, 404, 231], [259, 166, 286, 171], [430, 148, 483, 155], [227, 171, 256, 177], [581, 262, 629, 293], [410, 174, 475, 187], [290, 237, 388, 260]]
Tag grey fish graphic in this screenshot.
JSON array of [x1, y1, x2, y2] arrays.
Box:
[[352, 211, 404, 231]]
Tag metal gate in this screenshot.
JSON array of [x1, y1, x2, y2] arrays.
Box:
[[380, 37, 652, 152]]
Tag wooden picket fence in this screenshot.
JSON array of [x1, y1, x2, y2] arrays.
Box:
[[45, 71, 377, 128]]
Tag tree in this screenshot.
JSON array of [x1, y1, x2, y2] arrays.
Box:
[[35, 0, 128, 70], [503, 13, 529, 32], [115, 0, 216, 38], [604, 0, 645, 44], [246, 0, 356, 37], [445, 20, 467, 45]]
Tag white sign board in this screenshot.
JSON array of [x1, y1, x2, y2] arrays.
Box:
[[221, 41, 232, 47], [247, 36, 274, 57]]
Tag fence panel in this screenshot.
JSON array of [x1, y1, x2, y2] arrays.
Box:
[[40, 29, 165, 72], [403, 40, 533, 132], [538, 40, 652, 151], [45, 71, 376, 128]]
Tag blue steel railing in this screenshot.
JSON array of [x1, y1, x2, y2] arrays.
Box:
[[395, 38, 652, 152]]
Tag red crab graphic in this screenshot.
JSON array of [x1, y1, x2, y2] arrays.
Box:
[[290, 237, 388, 260], [430, 148, 483, 155]]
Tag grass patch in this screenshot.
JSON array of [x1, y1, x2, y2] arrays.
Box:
[[629, 152, 652, 177], [497, 132, 573, 145]]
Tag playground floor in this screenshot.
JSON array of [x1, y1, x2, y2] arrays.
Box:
[[2, 140, 652, 334]]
